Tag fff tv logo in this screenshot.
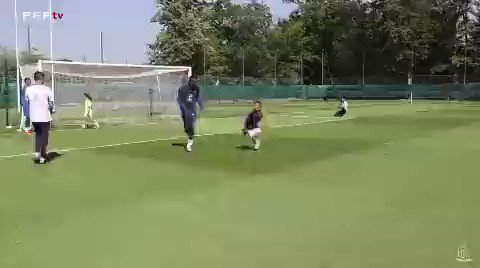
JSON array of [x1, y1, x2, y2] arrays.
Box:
[[22, 11, 64, 22]]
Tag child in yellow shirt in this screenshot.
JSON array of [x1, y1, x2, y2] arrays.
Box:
[[82, 93, 100, 129]]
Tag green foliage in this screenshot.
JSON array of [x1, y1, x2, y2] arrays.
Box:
[[147, 0, 480, 82], [0, 47, 47, 80]]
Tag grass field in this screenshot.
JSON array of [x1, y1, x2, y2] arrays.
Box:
[[0, 100, 479, 268]]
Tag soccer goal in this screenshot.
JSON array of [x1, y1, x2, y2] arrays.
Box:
[[25, 60, 191, 127]]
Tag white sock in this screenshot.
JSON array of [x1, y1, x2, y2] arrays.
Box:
[[187, 139, 193, 146], [34, 152, 41, 159], [254, 139, 261, 150]]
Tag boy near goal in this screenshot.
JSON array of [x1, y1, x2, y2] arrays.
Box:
[[82, 93, 100, 129], [242, 100, 263, 151], [334, 97, 348, 117]]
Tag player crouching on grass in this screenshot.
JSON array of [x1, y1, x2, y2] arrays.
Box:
[[82, 93, 100, 129], [242, 100, 263, 151], [334, 96, 348, 117]]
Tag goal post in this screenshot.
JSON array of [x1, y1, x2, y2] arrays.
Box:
[[29, 60, 191, 127]]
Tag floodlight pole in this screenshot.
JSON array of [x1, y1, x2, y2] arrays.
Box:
[[100, 32, 104, 63], [362, 51, 365, 85], [464, 49, 467, 85], [274, 50, 277, 86], [321, 49, 324, 85], [14, 0, 21, 112], [4, 59, 11, 128], [203, 46, 206, 76], [48, 0, 55, 101], [27, 24, 31, 54], [242, 47, 245, 86], [300, 52, 304, 85]]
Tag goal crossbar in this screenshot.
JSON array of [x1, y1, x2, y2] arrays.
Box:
[[51, 69, 188, 80], [37, 60, 192, 71]]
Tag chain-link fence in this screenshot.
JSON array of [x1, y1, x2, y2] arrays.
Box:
[[198, 48, 480, 86]]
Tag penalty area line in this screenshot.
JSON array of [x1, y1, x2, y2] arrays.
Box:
[[0, 117, 355, 160]]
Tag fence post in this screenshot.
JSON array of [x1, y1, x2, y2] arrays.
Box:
[[274, 50, 277, 86], [241, 47, 245, 86], [3, 59, 11, 128], [300, 52, 304, 85], [148, 88, 153, 118], [362, 51, 365, 85], [321, 49, 324, 85]]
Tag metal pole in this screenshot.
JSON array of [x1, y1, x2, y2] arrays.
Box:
[[464, 48, 467, 85], [321, 49, 324, 85], [148, 88, 153, 118], [274, 50, 277, 86], [49, 0, 53, 59], [463, 1, 468, 85], [14, 0, 21, 112], [203, 46, 206, 76], [27, 24, 31, 54], [4, 59, 11, 128], [362, 51, 365, 85], [49, 0, 55, 101], [100, 32, 104, 63], [242, 47, 245, 86], [300, 52, 304, 85]]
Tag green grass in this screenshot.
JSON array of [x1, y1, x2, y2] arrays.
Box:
[[1, 100, 479, 268]]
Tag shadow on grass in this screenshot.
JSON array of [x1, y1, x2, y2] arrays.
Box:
[[33, 151, 64, 164], [47, 152, 64, 162], [236, 145, 253, 151], [171, 143, 186, 147]]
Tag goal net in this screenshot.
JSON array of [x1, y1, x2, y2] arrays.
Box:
[[21, 60, 191, 127]]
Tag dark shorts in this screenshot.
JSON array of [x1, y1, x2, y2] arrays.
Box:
[[335, 108, 347, 117], [183, 113, 196, 129], [32, 122, 50, 157]]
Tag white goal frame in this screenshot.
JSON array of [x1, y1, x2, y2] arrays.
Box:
[[36, 60, 192, 101]]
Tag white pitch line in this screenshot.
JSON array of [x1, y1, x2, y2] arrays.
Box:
[[292, 116, 309, 118], [0, 117, 354, 160], [1, 121, 173, 136]]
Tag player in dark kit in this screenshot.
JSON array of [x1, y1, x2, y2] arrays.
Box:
[[177, 76, 204, 152], [242, 100, 263, 151]]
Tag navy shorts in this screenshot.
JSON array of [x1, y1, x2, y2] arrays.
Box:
[[335, 108, 347, 117], [181, 110, 196, 130]]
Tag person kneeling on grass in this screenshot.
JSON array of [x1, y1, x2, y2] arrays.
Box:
[[82, 93, 100, 129], [334, 97, 348, 117], [242, 100, 263, 151]]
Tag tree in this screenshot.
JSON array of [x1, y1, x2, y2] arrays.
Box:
[[147, 0, 478, 84], [0, 47, 46, 80], [147, 0, 211, 74]]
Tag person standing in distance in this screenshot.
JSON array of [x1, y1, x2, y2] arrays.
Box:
[[19, 77, 33, 134], [177, 76, 204, 152], [25, 71, 54, 164]]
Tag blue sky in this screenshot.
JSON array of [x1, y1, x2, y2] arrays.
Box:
[[0, 0, 296, 64]]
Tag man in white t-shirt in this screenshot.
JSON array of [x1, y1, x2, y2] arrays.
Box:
[[25, 71, 54, 164]]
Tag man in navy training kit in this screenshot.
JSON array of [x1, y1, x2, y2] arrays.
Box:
[[177, 76, 204, 152], [25, 71, 54, 164]]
